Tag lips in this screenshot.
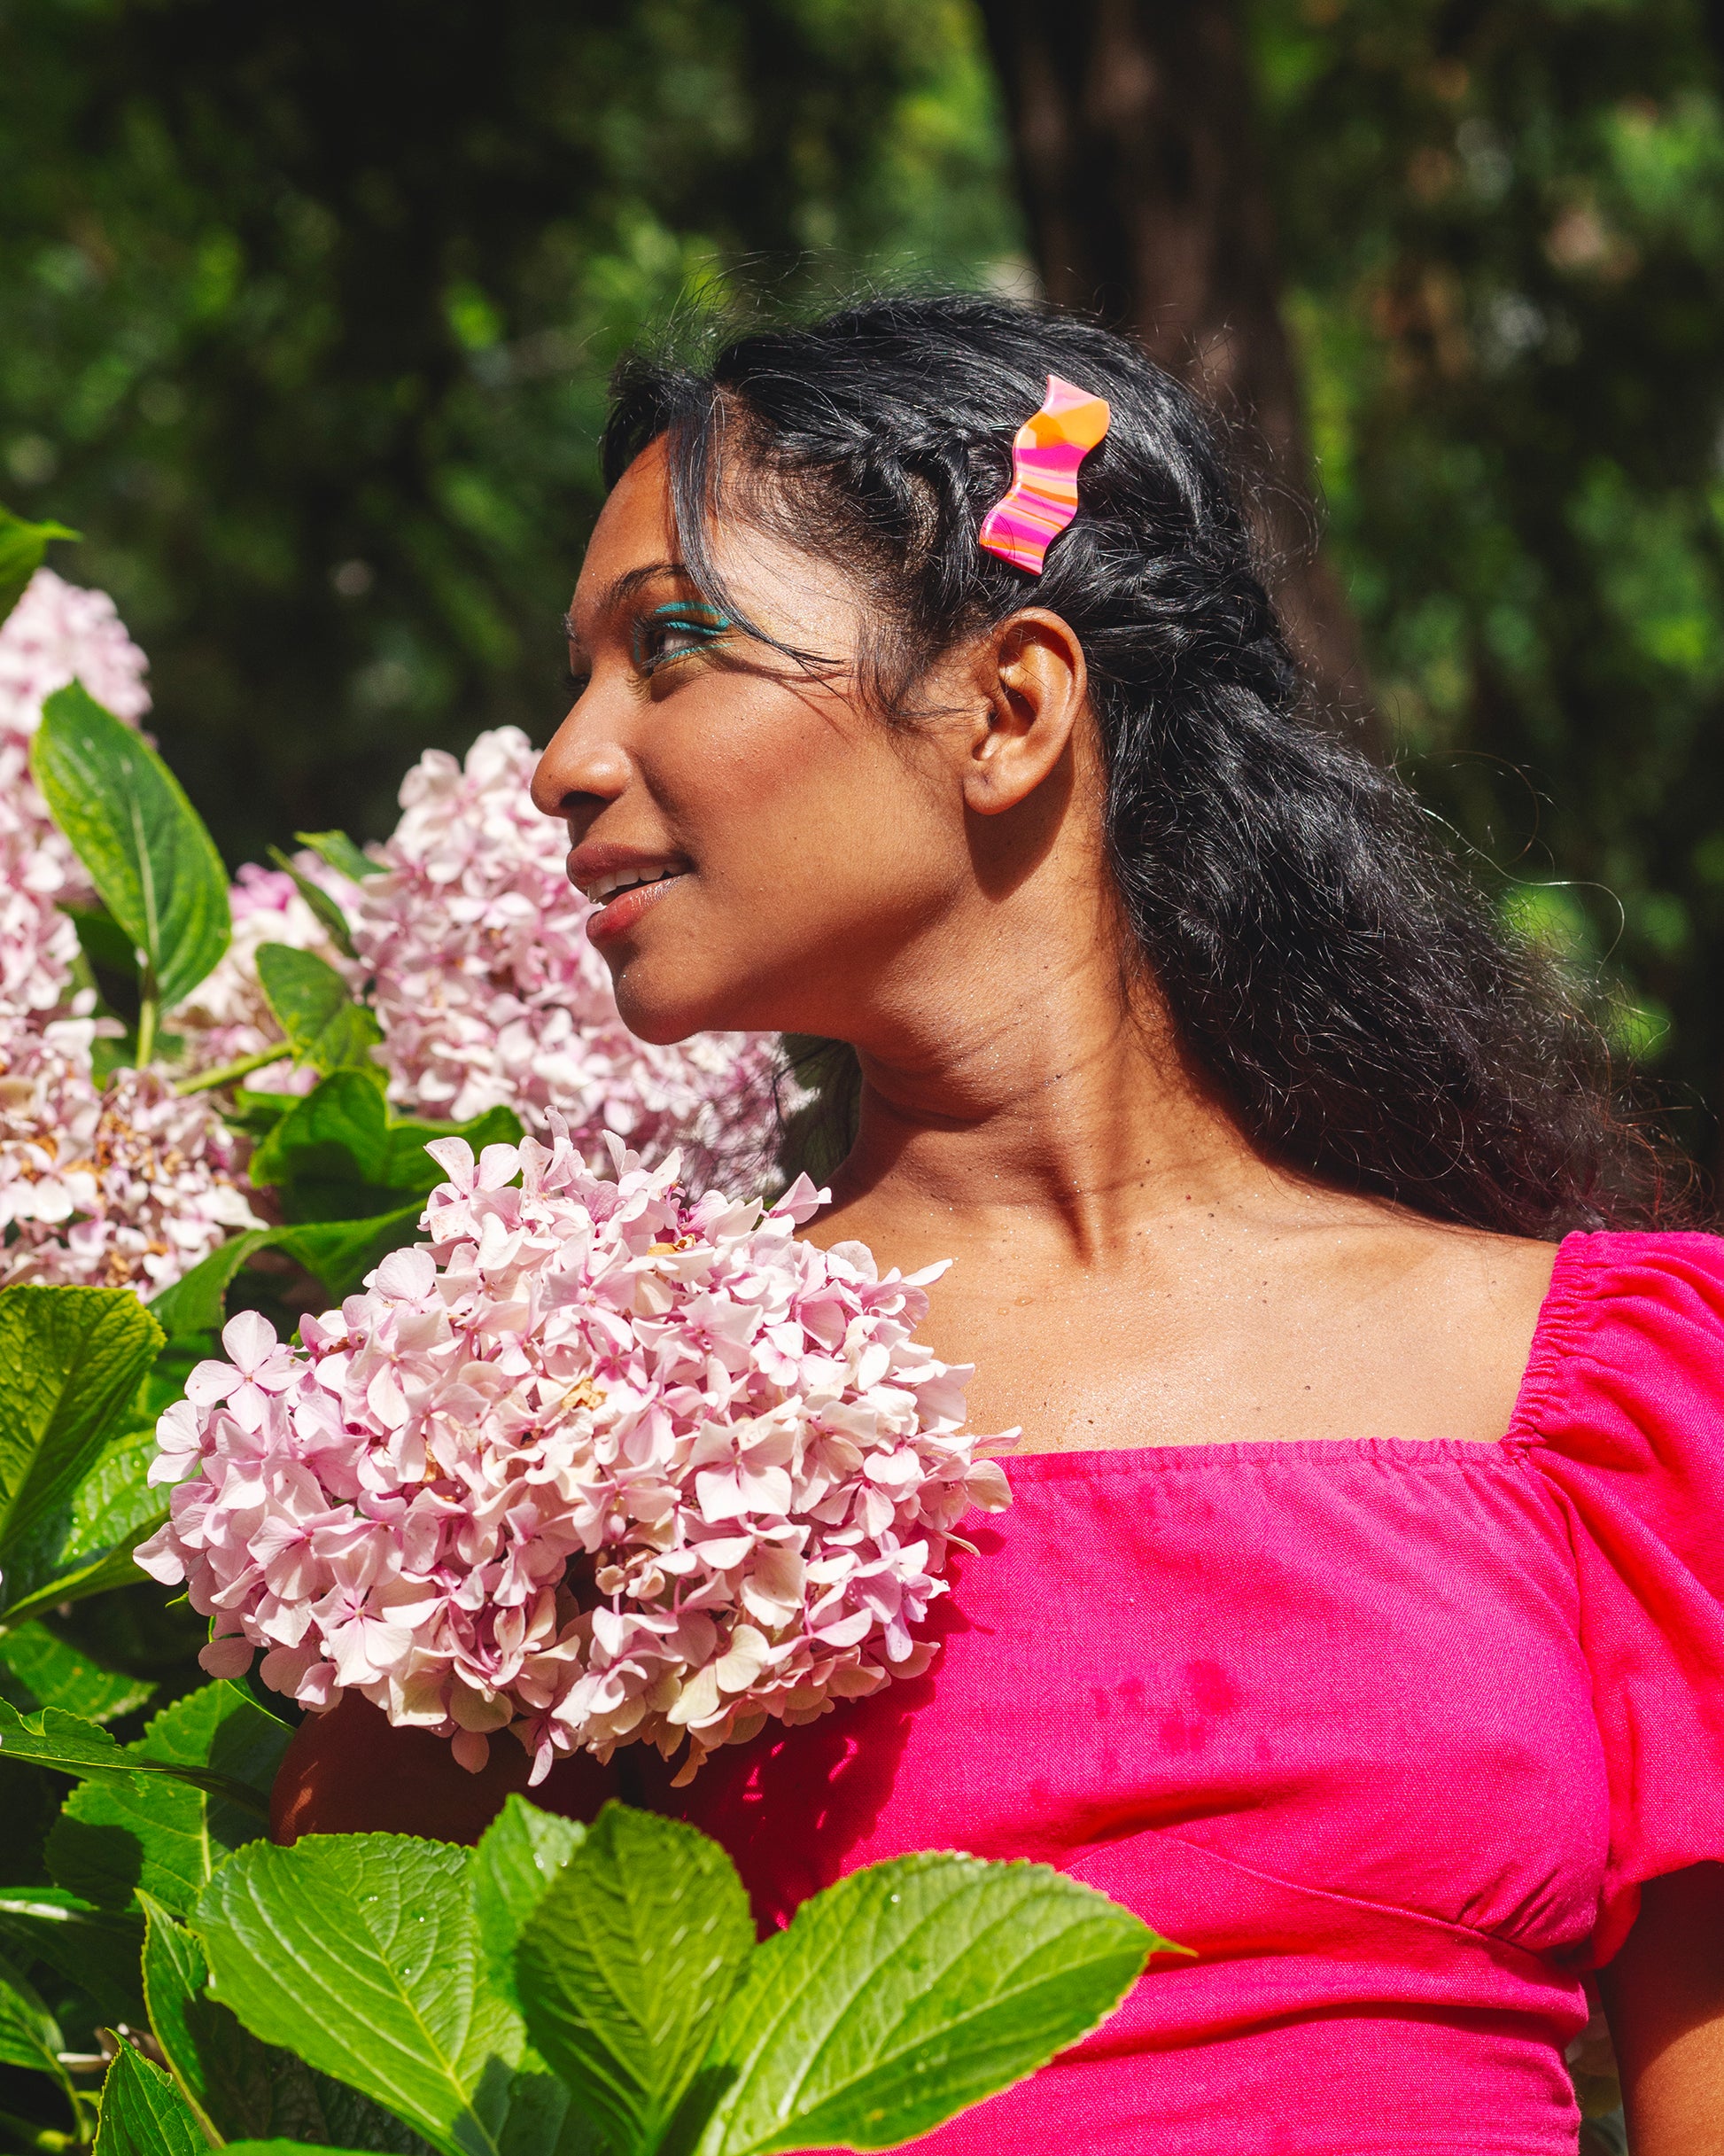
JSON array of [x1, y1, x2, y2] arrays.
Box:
[[574, 860, 689, 946], [583, 861, 684, 902]]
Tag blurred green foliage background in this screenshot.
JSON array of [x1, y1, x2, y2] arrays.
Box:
[[4, 0, 1723, 1164]]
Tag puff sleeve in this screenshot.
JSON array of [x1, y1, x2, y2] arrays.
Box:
[[1519, 1230, 1724, 1962]]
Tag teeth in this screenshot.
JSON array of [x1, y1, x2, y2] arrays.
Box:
[[586, 865, 682, 902]]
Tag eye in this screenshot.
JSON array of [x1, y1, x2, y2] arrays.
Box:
[[632, 601, 731, 675]]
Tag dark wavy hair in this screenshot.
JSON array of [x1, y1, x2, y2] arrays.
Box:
[[602, 292, 1681, 1236]]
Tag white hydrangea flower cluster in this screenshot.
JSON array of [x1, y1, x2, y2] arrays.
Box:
[[139, 1130, 1008, 1783]]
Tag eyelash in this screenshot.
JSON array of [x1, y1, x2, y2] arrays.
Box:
[[631, 603, 731, 676]]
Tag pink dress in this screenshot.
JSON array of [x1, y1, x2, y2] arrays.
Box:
[[659, 1231, 1724, 2153]]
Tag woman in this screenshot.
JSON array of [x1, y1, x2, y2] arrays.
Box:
[[279, 296, 1724, 2153]]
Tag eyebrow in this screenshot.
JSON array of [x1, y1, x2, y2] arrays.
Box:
[[563, 560, 690, 654]]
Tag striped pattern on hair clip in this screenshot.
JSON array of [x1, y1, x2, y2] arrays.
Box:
[[977, 373, 1112, 575]]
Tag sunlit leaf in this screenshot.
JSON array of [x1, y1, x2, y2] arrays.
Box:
[[93, 2040, 206, 2156], [0, 1697, 268, 1810], [0, 1620, 156, 1723], [195, 1833, 552, 2156], [224, 2144, 381, 2155], [689, 1853, 1163, 2156], [141, 1894, 432, 2153], [46, 1685, 290, 1915], [471, 1795, 585, 2013], [516, 1803, 753, 2156], [0, 1348, 180, 1631], [0, 502, 78, 626], [256, 943, 382, 1075], [0, 1285, 162, 1621], [32, 681, 230, 1012]]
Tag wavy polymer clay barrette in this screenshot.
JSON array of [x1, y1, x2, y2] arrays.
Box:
[[977, 373, 1112, 575]]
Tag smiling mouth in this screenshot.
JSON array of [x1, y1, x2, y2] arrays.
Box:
[[582, 865, 689, 905]]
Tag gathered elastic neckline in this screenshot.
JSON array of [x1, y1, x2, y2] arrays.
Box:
[[993, 1231, 1596, 1475], [996, 1434, 1535, 1481]]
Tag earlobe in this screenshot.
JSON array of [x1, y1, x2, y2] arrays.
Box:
[[963, 611, 1087, 818]]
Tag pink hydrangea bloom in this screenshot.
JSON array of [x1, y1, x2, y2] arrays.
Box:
[[0, 569, 149, 1019], [0, 1007, 265, 1296], [351, 728, 780, 1178], [0, 573, 263, 1299], [138, 1127, 1010, 1782]]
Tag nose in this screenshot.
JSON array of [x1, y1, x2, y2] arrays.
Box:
[[530, 691, 633, 829]]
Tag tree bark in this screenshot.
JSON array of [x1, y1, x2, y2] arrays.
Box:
[[975, 0, 1375, 737]]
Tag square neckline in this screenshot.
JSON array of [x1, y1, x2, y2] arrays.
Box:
[[990, 1232, 1585, 1472]]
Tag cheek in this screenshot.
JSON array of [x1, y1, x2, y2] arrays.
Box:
[[622, 689, 957, 1029]]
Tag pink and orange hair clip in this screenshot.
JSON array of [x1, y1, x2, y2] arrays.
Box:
[[978, 373, 1112, 575]]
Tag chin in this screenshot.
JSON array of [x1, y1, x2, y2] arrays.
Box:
[[609, 939, 808, 1046], [610, 966, 749, 1047]]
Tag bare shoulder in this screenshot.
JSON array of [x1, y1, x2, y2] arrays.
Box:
[[1277, 1201, 1561, 1444], [1326, 1206, 1559, 1327]]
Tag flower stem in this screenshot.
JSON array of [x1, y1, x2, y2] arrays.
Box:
[[134, 971, 159, 1070], [172, 1043, 291, 1096]]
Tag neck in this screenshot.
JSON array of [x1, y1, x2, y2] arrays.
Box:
[[825, 924, 1256, 1264]]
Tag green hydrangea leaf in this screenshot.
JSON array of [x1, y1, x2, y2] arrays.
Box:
[[516, 1803, 754, 2156], [62, 900, 140, 1023], [267, 844, 361, 959], [0, 1943, 65, 2076], [690, 1852, 1165, 2156], [93, 2040, 206, 2156], [222, 2145, 379, 2155], [251, 1071, 520, 1224], [275, 1207, 429, 1302], [0, 1621, 156, 1723], [0, 1943, 78, 2128], [0, 504, 78, 626], [0, 1694, 270, 1810], [194, 1833, 558, 2156], [471, 1796, 586, 2013], [0, 1889, 145, 2026], [141, 1893, 432, 2153], [32, 681, 230, 1013], [0, 1358, 185, 1629], [0, 1285, 163, 1622], [223, 2144, 384, 2155], [294, 829, 380, 884], [147, 1229, 283, 1338], [45, 1684, 290, 1914], [256, 943, 382, 1075]]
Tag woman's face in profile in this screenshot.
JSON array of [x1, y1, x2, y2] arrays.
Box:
[[532, 440, 975, 1050]]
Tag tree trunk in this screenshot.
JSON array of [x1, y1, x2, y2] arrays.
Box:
[[975, 0, 1375, 738]]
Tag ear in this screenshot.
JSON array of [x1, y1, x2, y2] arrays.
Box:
[[961, 609, 1089, 817]]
